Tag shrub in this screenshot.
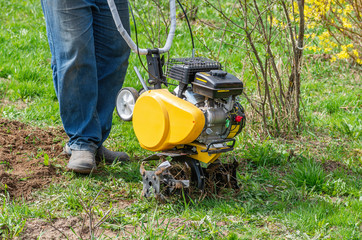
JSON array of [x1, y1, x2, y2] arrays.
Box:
[[301, 0, 362, 64]]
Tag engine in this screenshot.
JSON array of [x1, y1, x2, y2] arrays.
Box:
[[183, 89, 245, 145], [131, 57, 245, 163], [169, 58, 246, 147]]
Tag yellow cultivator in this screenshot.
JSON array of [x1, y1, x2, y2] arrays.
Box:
[[108, 0, 245, 199]]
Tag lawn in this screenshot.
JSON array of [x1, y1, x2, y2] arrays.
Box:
[[0, 0, 361, 239]]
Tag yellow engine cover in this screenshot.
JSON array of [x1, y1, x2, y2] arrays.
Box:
[[132, 89, 205, 152]]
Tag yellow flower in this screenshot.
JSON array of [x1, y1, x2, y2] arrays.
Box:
[[344, 4, 353, 14], [318, 31, 330, 40], [352, 50, 359, 57], [337, 50, 349, 59], [307, 46, 317, 52], [331, 42, 338, 48], [271, 17, 280, 27], [330, 55, 337, 62], [308, 22, 316, 29]]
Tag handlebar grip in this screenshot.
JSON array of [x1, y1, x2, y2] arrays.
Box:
[[107, 0, 176, 55]]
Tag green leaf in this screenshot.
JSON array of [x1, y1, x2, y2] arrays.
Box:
[[43, 153, 49, 166]]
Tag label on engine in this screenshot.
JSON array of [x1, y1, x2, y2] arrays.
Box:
[[200, 72, 210, 76], [196, 77, 207, 83]]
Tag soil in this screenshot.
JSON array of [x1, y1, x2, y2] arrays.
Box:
[[0, 117, 357, 239], [20, 209, 191, 239], [0, 118, 68, 199], [20, 217, 119, 240], [321, 160, 350, 173]]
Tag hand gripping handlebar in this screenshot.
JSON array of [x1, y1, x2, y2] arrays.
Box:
[[107, 0, 176, 55]]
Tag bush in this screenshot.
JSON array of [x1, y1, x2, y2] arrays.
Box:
[[302, 0, 362, 64]]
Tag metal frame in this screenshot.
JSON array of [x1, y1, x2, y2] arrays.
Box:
[[107, 0, 176, 55]]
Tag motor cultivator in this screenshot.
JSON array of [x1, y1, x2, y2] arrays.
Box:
[[108, 0, 245, 200]]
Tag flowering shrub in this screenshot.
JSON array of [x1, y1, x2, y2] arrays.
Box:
[[297, 0, 361, 64]]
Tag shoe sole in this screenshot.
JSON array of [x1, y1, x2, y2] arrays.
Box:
[[67, 167, 97, 174]]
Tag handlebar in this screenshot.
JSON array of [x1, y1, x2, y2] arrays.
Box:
[[107, 0, 176, 55]]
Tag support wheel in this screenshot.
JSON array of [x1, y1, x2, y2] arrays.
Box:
[[115, 87, 139, 121], [138, 86, 153, 96]]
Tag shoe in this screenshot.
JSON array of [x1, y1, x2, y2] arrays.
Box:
[[96, 146, 130, 164], [64, 144, 129, 164], [63, 144, 72, 156], [66, 150, 97, 174]]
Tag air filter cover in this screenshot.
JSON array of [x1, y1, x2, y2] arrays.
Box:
[[192, 71, 244, 98], [166, 57, 221, 84]]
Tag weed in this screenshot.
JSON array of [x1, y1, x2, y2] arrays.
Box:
[[43, 153, 49, 166], [288, 158, 329, 192], [241, 141, 289, 166], [0, 195, 27, 239], [333, 119, 362, 140], [324, 178, 348, 196]]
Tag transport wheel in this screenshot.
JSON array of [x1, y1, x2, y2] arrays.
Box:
[[115, 87, 139, 121], [138, 86, 154, 96]]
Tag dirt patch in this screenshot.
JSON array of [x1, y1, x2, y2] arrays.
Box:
[[0, 98, 28, 110], [20, 217, 82, 240], [20, 217, 120, 240], [20, 216, 198, 240], [0, 118, 68, 199], [321, 160, 351, 173]]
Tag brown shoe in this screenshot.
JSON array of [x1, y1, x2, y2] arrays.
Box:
[[67, 150, 97, 174], [95, 146, 130, 164]]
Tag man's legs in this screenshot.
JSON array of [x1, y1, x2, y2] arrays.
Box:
[[41, 0, 101, 154], [42, 0, 131, 171], [93, 0, 130, 145]]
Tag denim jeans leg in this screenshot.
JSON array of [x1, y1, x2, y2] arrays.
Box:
[[41, 0, 101, 153], [93, 0, 130, 145]]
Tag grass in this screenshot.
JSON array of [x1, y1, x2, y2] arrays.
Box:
[[288, 158, 328, 192], [0, 196, 27, 238], [1, 0, 361, 239]]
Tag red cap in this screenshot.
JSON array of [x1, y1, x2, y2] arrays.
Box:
[[235, 115, 243, 122]]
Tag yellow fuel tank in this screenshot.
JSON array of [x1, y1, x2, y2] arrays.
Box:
[[132, 89, 205, 152]]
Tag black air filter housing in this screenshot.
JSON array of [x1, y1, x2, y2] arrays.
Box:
[[192, 70, 243, 98], [166, 57, 221, 84]]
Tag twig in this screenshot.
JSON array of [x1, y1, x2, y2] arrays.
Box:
[[46, 209, 69, 240], [75, 187, 113, 239], [94, 207, 113, 229]]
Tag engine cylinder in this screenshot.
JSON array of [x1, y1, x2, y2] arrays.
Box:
[[205, 108, 227, 125]]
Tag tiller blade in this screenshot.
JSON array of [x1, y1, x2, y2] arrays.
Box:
[[140, 161, 190, 200]]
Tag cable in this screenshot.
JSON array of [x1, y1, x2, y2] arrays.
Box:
[[129, 1, 195, 87], [176, 0, 195, 56], [129, 1, 170, 88], [128, 2, 149, 80]]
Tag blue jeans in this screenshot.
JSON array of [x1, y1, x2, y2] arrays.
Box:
[[41, 0, 130, 152]]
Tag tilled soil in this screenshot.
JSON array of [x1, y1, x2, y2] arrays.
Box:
[[0, 118, 68, 199]]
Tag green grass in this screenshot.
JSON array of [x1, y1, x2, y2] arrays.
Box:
[[0, 0, 361, 239], [0, 196, 27, 238], [288, 158, 328, 192]]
